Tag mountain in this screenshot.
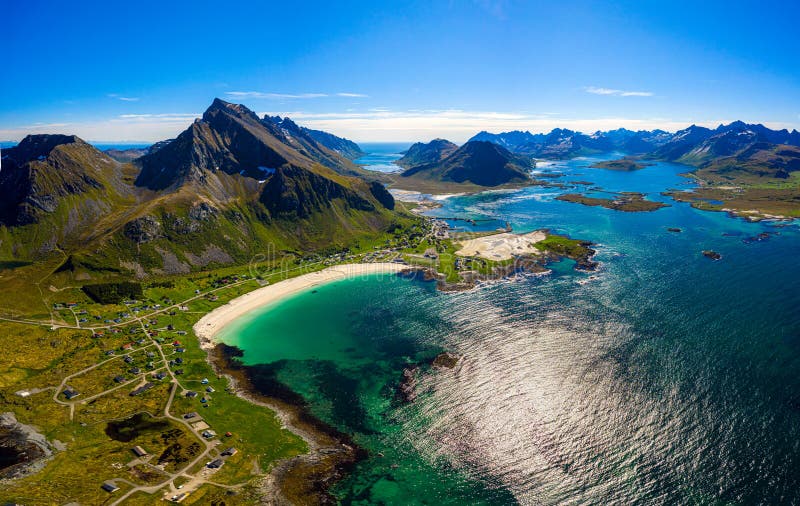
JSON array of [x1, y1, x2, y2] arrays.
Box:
[[697, 143, 800, 182], [468, 131, 544, 151], [471, 128, 672, 158], [260, 115, 368, 176], [105, 147, 148, 163], [301, 127, 365, 160], [0, 134, 136, 255], [0, 100, 401, 275], [649, 122, 800, 165], [0, 135, 131, 227], [401, 140, 532, 187], [395, 139, 458, 169]]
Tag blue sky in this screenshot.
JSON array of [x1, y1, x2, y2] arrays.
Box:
[[2, 0, 799, 142]]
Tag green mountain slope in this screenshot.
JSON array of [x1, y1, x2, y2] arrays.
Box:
[[396, 139, 458, 169], [400, 140, 532, 187], [0, 100, 404, 277]]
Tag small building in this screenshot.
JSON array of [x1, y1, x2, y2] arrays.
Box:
[[175, 347, 186, 353], [101, 482, 120, 493], [63, 388, 80, 400], [153, 372, 167, 380], [124, 356, 134, 364], [129, 382, 154, 396], [174, 369, 184, 375], [201, 430, 216, 439], [113, 375, 126, 383], [183, 412, 199, 420], [206, 386, 215, 393], [171, 492, 189, 503], [128, 367, 141, 375], [186, 390, 198, 398], [206, 458, 224, 469], [121, 343, 133, 351], [221, 447, 238, 457], [200, 378, 209, 385], [131, 445, 148, 457]]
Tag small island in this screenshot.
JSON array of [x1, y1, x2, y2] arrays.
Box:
[[702, 250, 722, 260], [590, 157, 652, 171], [556, 192, 669, 212]]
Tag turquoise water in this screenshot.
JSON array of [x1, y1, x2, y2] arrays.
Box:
[[218, 154, 800, 504], [355, 142, 411, 172]]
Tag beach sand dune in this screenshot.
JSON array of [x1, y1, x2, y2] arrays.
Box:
[[455, 231, 546, 261]]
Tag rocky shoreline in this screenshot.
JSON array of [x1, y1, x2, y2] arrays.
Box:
[[0, 412, 56, 481], [206, 344, 366, 505]]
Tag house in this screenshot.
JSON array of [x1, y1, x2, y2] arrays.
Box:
[[171, 492, 189, 503], [186, 390, 198, 398], [201, 430, 217, 439], [153, 372, 167, 380], [113, 375, 126, 383], [129, 382, 154, 396], [176, 330, 187, 336], [128, 367, 141, 375], [175, 348, 186, 353], [174, 357, 183, 364], [63, 388, 80, 400], [206, 458, 224, 469], [124, 356, 134, 364], [174, 369, 184, 375], [183, 412, 199, 420], [172, 341, 181, 346], [121, 343, 133, 351], [101, 482, 120, 493], [200, 378, 209, 385], [131, 445, 148, 457], [206, 386, 215, 393], [221, 447, 238, 457]]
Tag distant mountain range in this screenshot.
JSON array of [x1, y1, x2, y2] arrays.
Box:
[[0, 99, 398, 275], [470, 122, 800, 162], [470, 128, 672, 158]]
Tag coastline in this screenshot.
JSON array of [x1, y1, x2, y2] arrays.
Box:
[[193, 262, 418, 504], [194, 262, 412, 348]]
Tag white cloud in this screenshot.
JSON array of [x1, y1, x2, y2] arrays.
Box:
[[336, 92, 369, 98], [585, 86, 654, 97], [108, 93, 140, 102]]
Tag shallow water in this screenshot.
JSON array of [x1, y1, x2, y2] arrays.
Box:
[[218, 154, 800, 504]]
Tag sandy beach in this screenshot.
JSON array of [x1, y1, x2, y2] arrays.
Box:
[[194, 262, 411, 347]]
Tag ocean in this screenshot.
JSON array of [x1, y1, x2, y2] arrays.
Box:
[[354, 142, 411, 173], [216, 152, 800, 504]]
